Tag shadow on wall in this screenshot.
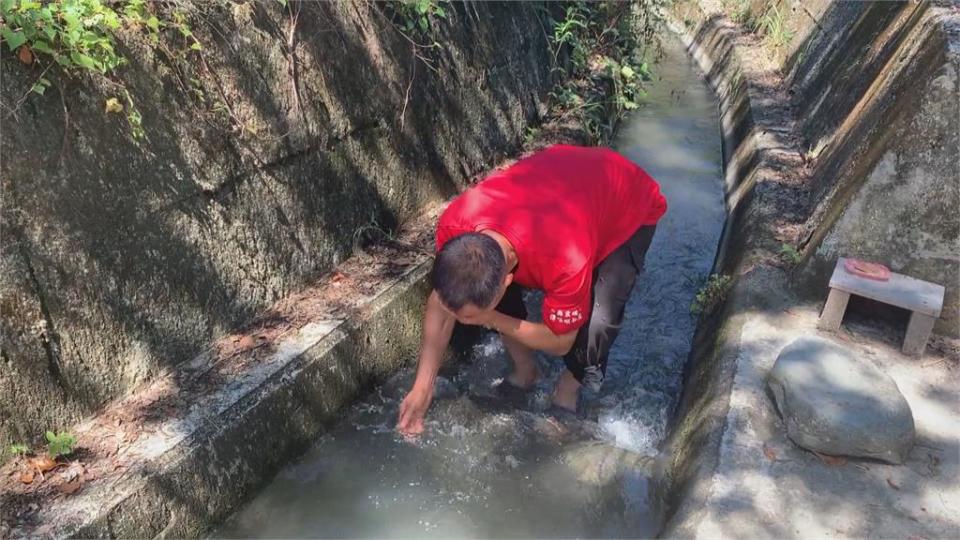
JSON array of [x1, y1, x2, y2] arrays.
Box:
[[0, 1, 554, 449]]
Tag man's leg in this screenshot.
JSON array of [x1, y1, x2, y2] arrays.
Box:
[[503, 335, 539, 387], [554, 225, 657, 411], [494, 284, 539, 387]]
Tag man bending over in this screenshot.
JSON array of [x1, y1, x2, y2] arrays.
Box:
[[397, 144, 667, 435]]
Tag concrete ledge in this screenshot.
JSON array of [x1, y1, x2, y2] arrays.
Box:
[[1, 208, 440, 538]]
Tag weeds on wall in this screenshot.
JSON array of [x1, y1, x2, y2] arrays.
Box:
[[0, 0, 202, 139], [779, 243, 803, 265], [722, 0, 794, 53], [8, 443, 29, 457], [543, 0, 668, 144], [691, 273, 733, 315], [390, 0, 446, 36], [6, 431, 79, 488], [755, 4, 793, 49]]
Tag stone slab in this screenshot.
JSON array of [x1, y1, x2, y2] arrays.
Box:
[[830, 258, 945, 317]]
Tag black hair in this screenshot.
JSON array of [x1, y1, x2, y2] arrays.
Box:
[[432, 233, 506, 311]]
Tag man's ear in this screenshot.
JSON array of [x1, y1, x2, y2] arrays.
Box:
[[503, 272, 514, 288]]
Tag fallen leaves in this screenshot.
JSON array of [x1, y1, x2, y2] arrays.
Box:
[[105, 97, 124, 113], [19, 470, 34, 485], [18, 46, 34, 64], [812, 450, 847, 467], [762, 444, 778, 461], [57, 478, 83, 495], [237, 334, 257, 351], [29, 456, 59, 473]]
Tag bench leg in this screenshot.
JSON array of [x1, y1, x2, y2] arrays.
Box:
[[903, 312, 936, 356], [818, 289, 850, 331]]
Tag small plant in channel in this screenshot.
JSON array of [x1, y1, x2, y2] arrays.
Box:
[[691, 273, 733, 315]]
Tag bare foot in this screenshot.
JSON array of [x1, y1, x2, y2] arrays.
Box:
[[551, 370, 581, 411], [506, 368, 539, 389]]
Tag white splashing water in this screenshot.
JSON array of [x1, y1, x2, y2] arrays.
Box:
[[598, 412, 661, 457]]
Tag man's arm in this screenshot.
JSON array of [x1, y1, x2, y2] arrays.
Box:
[[397, 291, 456, 434], [488, 311, 577, 356]]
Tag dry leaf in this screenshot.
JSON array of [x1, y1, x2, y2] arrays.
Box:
[[17, 46, 33, 65], [104, 97, 124, 113], [19, 470, 35, 484], [58, 478, 83, 495], [886, 477, 901, 490], [763, 444, 778, 461], [238, 335, 256, 350], [30, 455, 58, 473], [813, 451, 847, 467]]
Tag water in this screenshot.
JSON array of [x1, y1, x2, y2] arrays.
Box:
[[214, 36, 724, 539]]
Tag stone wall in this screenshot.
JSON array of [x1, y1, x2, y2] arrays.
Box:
[[0, 1, 554, 451]]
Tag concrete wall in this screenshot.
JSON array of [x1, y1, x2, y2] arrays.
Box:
[[0, 1, 554, 451], [692, 0, 959, 335], [795, 2, 959, 336]]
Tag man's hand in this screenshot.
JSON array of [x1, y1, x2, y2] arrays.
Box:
[[397, 385, 434, 435]]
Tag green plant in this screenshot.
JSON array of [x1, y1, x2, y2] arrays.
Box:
[[392, 0, 446, 35], [8, 443, 29, 457], [45, 430, 76, 459], [724, 0, 757, 27], [523, 126, 541, 146], [1, 0, 124, 95], [755, 4, 793, 49], [1, 0, 201, 138], [691, 274, 733, 315], [544, 1, 665, 144], [779, 243, 802, 264], [603, 56, 650, 112], [552, 3, 590, 73]]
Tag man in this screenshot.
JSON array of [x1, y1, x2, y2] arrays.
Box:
[[396, 144, 667, 435]]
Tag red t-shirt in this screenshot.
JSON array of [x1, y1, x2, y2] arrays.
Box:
[[436, 145, 667, 335]]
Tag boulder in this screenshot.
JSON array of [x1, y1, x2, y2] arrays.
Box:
[[767, 336, 915, 464]]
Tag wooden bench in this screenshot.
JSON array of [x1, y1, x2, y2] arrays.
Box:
[[818, 257, 945, 356]]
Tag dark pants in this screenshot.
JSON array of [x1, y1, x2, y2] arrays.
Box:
[[495, 225, 657, 391]]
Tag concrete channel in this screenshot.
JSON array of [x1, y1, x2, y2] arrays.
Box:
[[4, 1, 958, 537]]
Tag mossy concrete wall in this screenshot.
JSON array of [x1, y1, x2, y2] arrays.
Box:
[[0, 1, 554, 451]]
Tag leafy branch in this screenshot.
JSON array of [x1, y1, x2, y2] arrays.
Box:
[[1, 0, 202, 138]]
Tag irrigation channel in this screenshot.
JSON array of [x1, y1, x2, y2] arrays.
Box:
[[214, 35, 725, 538]]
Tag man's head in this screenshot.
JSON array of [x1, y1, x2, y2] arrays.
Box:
[[432, 232, 512, 321]]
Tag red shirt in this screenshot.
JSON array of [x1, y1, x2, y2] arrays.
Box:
[[436, 145, 667, 335]]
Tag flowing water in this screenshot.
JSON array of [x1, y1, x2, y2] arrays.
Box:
[[214, 35, 724, 539]]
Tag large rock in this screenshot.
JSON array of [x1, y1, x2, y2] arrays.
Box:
[[767, 336, 915, 464]]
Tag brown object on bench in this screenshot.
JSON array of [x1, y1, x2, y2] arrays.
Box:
[[818, 257, 945, 356]]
